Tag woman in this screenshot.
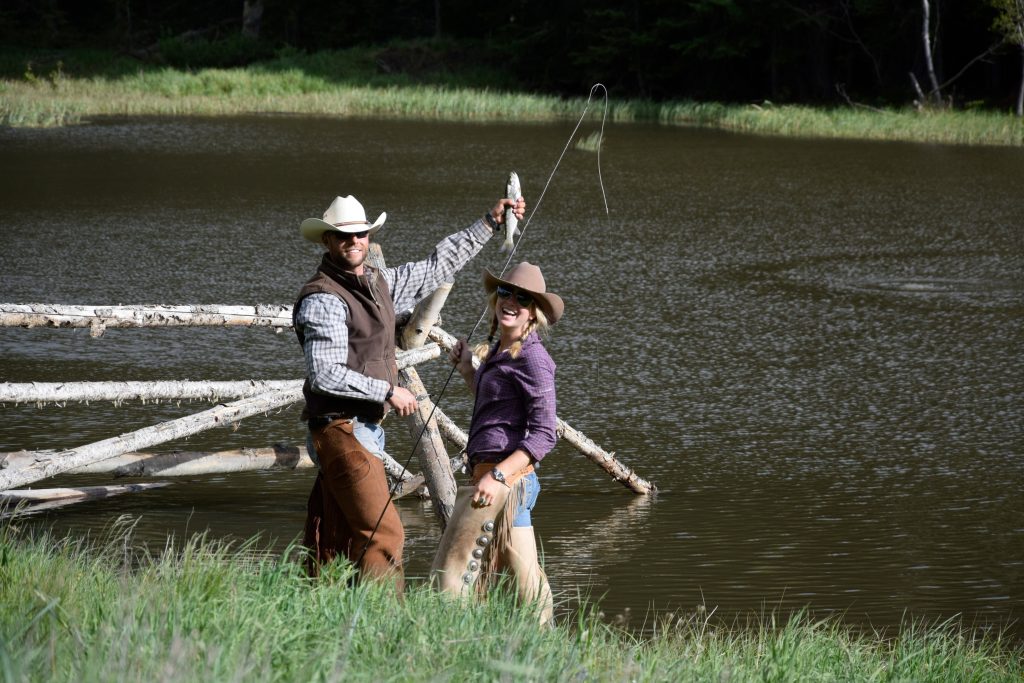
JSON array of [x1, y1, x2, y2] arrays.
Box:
[[431, 261, 563, 624]]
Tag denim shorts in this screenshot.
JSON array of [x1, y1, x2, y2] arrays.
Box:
[[512, 471, 541, 528]]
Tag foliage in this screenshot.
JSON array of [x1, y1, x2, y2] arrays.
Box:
[[156, 34, 276, 69], [0, 1, 1021, 108], [991, 0, 1024, 46], [1, 520, 1022, 682], [2, 49, 1023, 145]]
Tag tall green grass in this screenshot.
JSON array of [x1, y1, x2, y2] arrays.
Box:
[[1, 517, 1021, 682], [2, 47, 1023, 145]]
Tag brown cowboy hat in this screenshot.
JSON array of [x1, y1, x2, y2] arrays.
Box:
[[483, 261, 564, 324]]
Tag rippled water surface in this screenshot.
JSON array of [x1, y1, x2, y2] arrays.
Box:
[[1, 116, 1022, 637]]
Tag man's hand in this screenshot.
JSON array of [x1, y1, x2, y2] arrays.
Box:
[[487, 196, 526, 225], [387, 385, 418, 417]]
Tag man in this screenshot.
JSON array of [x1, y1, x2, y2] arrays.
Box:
[[294, 192, 525, 589]]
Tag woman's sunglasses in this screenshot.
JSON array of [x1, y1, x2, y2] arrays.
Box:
[[496, 286, 533, 307]]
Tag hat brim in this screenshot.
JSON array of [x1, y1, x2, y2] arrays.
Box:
[[300, 211, 386, 243], [483, 269, 564, 324]]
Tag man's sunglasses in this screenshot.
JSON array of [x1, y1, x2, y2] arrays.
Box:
[[331, 230, 369, 240], [496, 286, 533, 307]]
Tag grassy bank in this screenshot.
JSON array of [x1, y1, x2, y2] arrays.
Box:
[[1, 521, 1021, 682], [1, 47, 1023, 146]]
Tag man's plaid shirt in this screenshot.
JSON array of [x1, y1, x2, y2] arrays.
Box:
[[295, 218, 494, 404]]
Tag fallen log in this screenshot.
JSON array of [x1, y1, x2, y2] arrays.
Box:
[[0, 445, 430, 500], [0, 482, 173, 517], [0, 387, 303, 492], [0, 445, 315, 476], [0, 482, 171, 503], [0, 303, 294, 336], [556, 421, 656, 494], [0, 345, 440, 404], [426, 326, 656, 495], [398, 281, 458, 528]]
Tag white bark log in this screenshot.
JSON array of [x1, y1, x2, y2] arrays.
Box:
[[0, 387, 303, 491], [434, 408, 469, 449], [1, 482, 171, 503], [0, 445, 428, 500], [0, 445, 314, 476], [386, 249, 457, 527], [0, 345, 439, 405], [0, 303, 293, 331], [556, 421, 656, 495], [0, 380, 300, 404], [401, 282, 452, 349], [399, 366, 458, 523]]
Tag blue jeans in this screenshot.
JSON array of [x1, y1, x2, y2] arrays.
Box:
[[512, 472, 540, 527], [307, 417, 387, 468]]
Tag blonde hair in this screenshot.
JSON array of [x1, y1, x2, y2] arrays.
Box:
[[473, 291, 550, 361]]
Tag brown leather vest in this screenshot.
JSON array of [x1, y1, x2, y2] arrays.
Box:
[[293, 254, 399, 421]]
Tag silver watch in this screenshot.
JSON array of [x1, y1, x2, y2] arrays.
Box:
[[490, 467, 507, 484]]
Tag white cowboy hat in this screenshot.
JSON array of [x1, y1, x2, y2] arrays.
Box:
[[300, 195, 386, 243]]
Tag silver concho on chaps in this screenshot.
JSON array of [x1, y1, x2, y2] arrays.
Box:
[[429, 484, 511, 594]]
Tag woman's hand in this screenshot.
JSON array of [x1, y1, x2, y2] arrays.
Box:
[[472, 470, 508, 507], [449, 338, 475, 380]]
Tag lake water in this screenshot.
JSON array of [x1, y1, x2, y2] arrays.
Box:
[[1, 115, 1022, 638]]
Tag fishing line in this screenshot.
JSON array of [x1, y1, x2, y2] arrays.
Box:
[[354, 83, 611, 569]]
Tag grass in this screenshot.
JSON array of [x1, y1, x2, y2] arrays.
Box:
[[1, 46, 1023, 146], [1, 516, 1021, 682]]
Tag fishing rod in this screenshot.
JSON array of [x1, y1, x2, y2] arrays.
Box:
[[353, 83, 611, 570]]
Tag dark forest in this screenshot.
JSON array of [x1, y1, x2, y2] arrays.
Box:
[[3, 1, 1023, 111]]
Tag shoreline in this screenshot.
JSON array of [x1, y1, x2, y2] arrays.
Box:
[[2, 61, 1022, 147]]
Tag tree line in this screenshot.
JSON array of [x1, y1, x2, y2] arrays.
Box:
[[4, 0, 1023, 113]]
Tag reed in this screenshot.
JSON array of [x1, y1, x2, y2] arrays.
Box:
[[1, 519, 1021, 682], [2, 45, 1023, 146], [1, 47, 1022, 145]]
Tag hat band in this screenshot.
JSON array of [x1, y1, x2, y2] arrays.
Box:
[[332, 220, 370, 227]]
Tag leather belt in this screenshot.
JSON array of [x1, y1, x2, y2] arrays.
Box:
[[307, 415, 351, 431]]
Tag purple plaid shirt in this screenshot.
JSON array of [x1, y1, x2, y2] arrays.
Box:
[[466, 332, 557, 465]]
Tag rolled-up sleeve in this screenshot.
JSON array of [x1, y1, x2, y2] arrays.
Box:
[[385, 218, 493, 312]]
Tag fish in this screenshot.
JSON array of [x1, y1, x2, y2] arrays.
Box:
[[500, 171, 522, 253]]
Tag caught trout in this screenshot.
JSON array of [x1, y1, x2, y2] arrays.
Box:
[[500, 171, 522, 253]]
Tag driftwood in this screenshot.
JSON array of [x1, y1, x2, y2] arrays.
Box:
[[0, 345, 440, 405], [0, 482, 173, 517], [0, 445, 461, 501], [0, 445, 315, 478], [1, 278, 655, 496], [0, 387, 303, 492], [0, 380, 299, 405], [399, 282, 458, 528], [367, 242, 459, 524], [426, 326, 656, 495], [0, 303, 293, 336], [434, 408, 469, 449], [1, 482, 171, 503], [556, 421, 656, 494]]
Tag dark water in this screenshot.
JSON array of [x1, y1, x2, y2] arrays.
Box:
[[1, 116, 1022, 638]]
